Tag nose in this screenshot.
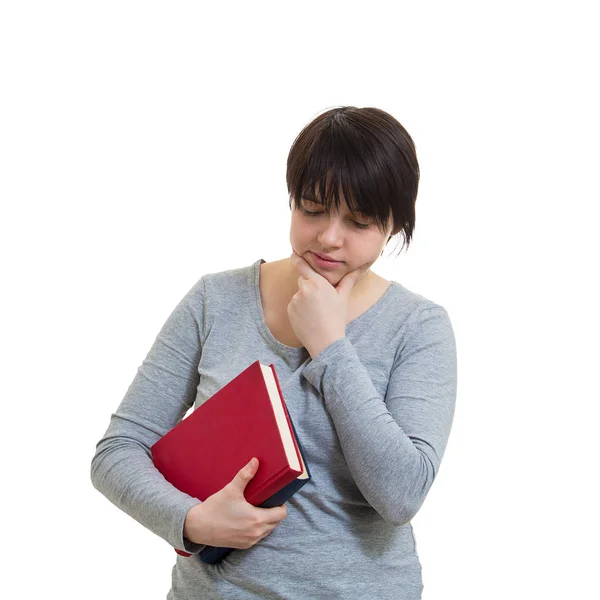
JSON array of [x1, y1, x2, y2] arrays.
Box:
[[317, 214, 345, 248]]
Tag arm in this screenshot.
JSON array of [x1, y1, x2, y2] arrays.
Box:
[[90, 278, 207, 553], [300, 305, 457, 525]]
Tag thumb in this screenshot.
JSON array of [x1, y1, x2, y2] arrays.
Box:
[[231, 457, 259, 493]]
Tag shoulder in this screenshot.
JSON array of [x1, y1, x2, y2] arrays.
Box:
[[384, 280, 455, 347], [391, 291, 456, 377], [199, 259, 261, 296], [386, 278, 448, 319], [172, 260, 259, 318]]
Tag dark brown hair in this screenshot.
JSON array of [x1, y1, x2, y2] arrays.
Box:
[[286, 106, 419, 255]]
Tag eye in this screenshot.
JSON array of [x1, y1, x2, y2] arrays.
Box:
[[300, 207, 323, 217], [352, 221, 370, 230], [300, 206, 371, 229]]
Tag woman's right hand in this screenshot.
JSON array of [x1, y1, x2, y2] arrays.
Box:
[[183, 458, 288, 549]]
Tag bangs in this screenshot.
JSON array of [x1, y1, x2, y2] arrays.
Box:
[[286, 106, 420, 253], [289, 134, 390, 231], [296, 170, 389, 231]]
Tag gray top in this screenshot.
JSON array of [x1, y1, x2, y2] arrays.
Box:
[[91, 258, 457, 600]]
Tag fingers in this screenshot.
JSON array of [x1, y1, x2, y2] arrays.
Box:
[[235, 511, 285, 549], [290, 252, 319, 279], [259, 503, 287, 525], [260, 524, 279, 542], [258, 517, 284, 543]]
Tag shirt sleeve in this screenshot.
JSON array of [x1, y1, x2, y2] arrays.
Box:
[[300, 304, 457, 525], [90, 277, 208, 553]]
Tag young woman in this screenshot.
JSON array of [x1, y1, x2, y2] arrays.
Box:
[[91, 106, 458, 599]]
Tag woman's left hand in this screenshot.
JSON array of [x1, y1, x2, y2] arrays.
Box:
[[287, 251, 370, 358]]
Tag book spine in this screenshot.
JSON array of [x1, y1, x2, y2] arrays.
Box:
[[258, 475, 310, 508], [199, 545, 235, 564]]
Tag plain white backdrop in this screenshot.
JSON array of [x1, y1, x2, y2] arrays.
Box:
[[2, 1, 598, 598]]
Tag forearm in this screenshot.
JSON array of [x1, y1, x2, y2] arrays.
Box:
[[324, 393, 431, 524], [302, 321, 456, 525]]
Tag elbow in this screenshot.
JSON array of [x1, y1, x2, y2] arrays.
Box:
[[90, 448, 106, 493], [90, 436, 154, 499], [379, 452, 439, 525], [375, 468, 435, 526], [89, 439, 121, 494], [378, 499, 423, 526]]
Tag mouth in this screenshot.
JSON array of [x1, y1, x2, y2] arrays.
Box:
[[315, 252, 340, 262], [311, 252, 343, 267]]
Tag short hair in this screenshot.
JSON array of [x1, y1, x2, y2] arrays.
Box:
[[286, 106, 420, 255]]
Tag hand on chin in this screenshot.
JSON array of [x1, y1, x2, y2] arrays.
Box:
[[313, 265, 343, 288]]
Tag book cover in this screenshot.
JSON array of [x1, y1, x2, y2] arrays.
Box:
[[198, 403, 311, 564], [151, 360, 311, 564]]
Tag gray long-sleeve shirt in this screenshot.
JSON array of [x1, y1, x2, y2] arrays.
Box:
[[91, 258, 457, 599]]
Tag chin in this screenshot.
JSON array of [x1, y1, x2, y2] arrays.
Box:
[[321, 271, 343, 286]]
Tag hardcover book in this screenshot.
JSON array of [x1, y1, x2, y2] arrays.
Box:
[[151, 360, 311, 564]]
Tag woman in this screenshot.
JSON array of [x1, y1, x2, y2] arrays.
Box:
[[91, 106, 457, 599]]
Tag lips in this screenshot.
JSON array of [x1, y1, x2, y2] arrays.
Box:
[[314, 252, 341, 262]]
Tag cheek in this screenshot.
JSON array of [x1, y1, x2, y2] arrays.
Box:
[[290, 224, 311, 247], [347, 249, 379, 273]]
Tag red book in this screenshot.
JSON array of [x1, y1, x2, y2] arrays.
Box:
[[151, 360, 311, 564]]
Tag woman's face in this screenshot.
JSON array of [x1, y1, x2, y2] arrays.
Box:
[[289, 195, 395, 288]]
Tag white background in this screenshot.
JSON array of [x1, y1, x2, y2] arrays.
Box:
[[2, 1, 598, 598]]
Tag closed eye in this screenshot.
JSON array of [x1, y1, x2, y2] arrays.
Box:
[[299, 207, 370, 229]]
